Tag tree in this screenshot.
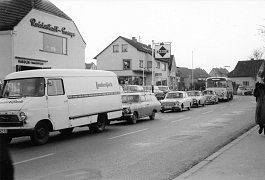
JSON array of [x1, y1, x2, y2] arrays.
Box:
[[250, 48, 264, 60]]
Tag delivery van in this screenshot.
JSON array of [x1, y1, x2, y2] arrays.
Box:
[[0, 69, 122, 145]]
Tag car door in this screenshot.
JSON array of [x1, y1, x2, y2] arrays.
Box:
[[139, 95, 148, 117], [47, 78, 70, 130]]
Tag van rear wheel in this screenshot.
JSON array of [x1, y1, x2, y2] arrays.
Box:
[[89, 114, 107, 133], [30, 122, 49, 145]]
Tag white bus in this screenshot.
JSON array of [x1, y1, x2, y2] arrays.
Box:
[[206, 77, 233, 101]]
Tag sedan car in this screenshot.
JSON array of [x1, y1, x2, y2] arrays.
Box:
[[237, 86, 253, 95], [160, 91, 192, 112], [123, 85, 144, 92], [187, 90, 206, 107], [203, 89, 219, 104], [144, 86, 165, 100], [118, 92, 161, 124]]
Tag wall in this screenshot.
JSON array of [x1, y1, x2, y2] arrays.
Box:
[[0, 31, 13, 81], [13, 9, 85, 69], [230, 77, 255, 89]]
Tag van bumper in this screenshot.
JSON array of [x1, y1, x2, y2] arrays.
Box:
[[0, 127, 34, 137]]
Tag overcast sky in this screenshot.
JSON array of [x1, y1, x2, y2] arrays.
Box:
[[51, 0, 265, 73]]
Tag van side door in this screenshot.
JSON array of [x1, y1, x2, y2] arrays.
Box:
[[47, 79, 70, 130]]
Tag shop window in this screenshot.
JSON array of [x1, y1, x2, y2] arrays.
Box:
[[122, 44, 128, 52], [113, 45, 119, 53], [139, 60, 143, 68], [42, 32, 67, 55], [123, 59, 131, 70]]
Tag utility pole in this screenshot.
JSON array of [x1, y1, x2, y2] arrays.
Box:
[[191, 51, 194, 90]]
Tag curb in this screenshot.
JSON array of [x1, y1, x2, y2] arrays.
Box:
[[173, 125, 258, 180]]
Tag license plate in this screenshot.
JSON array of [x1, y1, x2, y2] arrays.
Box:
[[0, 129, 7, 134]]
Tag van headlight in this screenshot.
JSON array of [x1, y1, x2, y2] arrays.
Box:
[[19, 112, 27, 121]]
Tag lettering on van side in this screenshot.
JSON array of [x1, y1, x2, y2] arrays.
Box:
[[96, 82, 113, 89], [0, 100, 24, 104], [67, 91, 120, 99]]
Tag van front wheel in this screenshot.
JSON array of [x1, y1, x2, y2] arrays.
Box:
[[89, 114, 107, 133], [31, 122, 49, 145]]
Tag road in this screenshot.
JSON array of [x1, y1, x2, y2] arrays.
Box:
[[10, 95, 256, 180]]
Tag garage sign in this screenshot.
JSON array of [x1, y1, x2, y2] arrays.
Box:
[[155, 44, 171, 58]]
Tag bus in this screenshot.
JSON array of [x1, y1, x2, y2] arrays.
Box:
[[205, 77, 233, 101]]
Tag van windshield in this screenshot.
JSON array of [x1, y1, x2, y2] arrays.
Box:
[[2, 78, 45, 98]]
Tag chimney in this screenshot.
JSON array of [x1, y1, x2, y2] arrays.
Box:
[[132, 37, 137, 42]]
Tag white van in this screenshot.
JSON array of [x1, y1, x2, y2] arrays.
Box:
[[0, 69, 122, 145]]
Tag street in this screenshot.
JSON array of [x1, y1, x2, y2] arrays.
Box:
[[11, 95, 256, 180]]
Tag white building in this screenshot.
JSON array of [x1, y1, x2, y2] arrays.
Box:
[[94, 36, 176, 88], [0, 0, 86, 81]]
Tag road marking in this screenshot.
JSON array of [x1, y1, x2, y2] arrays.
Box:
[[201, 111, 213, 115], [171, 117, 191, 123], [13, 153, 55, 165], [108, 128, 149, 139]]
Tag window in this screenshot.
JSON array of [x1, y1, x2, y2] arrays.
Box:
[[113, 45, 119, 53], [243, 81, 249, 86], [42, 32, 67, 55], [122, 44, 128, 52], [139, 60, 143, 68], [162, 63, 166, 71], [147, 61, 152, 69], [123, 59, 131, 70], [156, 62, 160, 69], [48, 79, 64, 96]]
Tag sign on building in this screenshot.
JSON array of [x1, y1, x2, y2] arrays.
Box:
[[155, 44, 171, 58]]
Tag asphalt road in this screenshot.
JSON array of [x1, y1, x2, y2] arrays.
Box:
[[10, 95, 256, 180]]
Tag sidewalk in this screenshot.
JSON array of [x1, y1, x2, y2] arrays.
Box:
[[174, 125, 265, 180]]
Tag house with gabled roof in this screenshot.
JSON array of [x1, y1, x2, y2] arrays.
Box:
[[209, 68, 229, 77], [228, 59, 265, 90], [0, 0, 86, 81], [94, 36, 176, 87], [177, 67, 209, 90]]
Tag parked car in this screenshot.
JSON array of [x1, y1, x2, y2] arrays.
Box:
[[123, 85, 144, 92], [203, 89, 219, 104], [144, 86, 165, 100], [157, 86, 171, 94], [237, 86, 253, 95], [116, 92, 161, 124], [187, 90, 206, 107], [160, 91, 192, 113]]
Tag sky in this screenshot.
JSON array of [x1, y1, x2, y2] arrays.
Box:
[[50, 0, 265, 73]]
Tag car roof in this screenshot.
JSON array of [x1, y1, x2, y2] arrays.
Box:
[[121, 92, 154, 96]]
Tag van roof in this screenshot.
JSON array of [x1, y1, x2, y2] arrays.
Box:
[[5, 69, 117, 79]]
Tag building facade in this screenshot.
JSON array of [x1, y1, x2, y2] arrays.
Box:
[[228, 59, 265, 90], [0, 0, 86, 81], [94, 36, 176, 87]]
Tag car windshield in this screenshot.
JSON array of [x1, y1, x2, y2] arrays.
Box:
[[204, 91, 213, 95], [122, 95, 140, 103], [124, 85, 144, 92], [206, 79, 227, 88], [188, 92, 200, 96], [2, 78, 45, 98], [166, 92, 183, 99], [158, 86, 168, 91]]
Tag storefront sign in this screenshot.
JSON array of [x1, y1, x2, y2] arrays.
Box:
[[30, 18, 75, 38], [18, 59, 44, 66]]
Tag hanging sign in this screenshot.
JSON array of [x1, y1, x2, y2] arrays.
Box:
[[155, 44, 171, 58]]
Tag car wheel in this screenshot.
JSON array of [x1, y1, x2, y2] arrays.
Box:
[[149, 111, 155, 120], [89, 114, 107, 133], [30, 122, 49, 145], [130, 112, 138, 124]]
